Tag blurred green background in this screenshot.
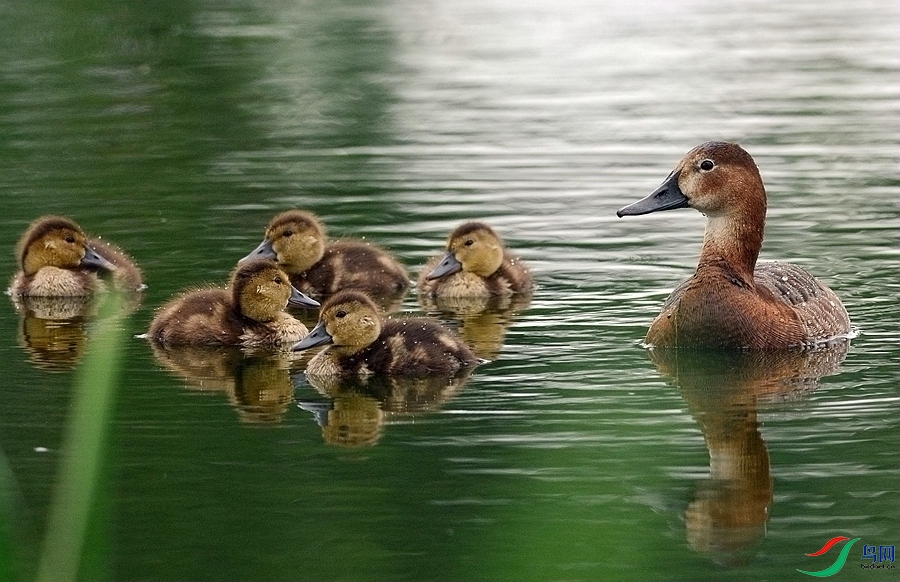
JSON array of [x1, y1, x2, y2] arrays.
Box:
[[0, 0, 897, 580]]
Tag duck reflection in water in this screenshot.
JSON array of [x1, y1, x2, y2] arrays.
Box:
[[150, 344, 304, 424], [647, 342, 849, 566], [296, 370, 474, 447], [12, 294, 143, 371], [417, 293, 532, 361], [14, 300, 91, 371]]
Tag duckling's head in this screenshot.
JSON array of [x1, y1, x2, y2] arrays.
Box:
[[240, 210, 326, 274], [17, 215, 116, 276], [231, 259, 319, 323], [617, 142, 766, 219], [426, 222, 505, 280], [293, 290, 381, 353]]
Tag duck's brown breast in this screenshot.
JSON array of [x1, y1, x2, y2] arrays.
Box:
[[647, 262, 851, 349]]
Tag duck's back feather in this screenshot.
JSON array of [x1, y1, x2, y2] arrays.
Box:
[[149, 289, 242, 345], [754, 261, 851, 344], [311, 318, 478, 377], [87, 238, 144, 291], [294, 241, 408, 297]]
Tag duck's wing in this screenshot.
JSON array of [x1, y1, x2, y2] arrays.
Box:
[[754, 261, 852, 343], [87, 237, 144, 291]]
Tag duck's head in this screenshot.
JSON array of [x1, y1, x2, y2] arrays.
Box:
[[426, 222, 505, 280], [617, 142, 766, 219], [240, 210, 326, 274], [231, 259, 319, 323], [17, 215, 116, 276], [293, 290, 381, 353]]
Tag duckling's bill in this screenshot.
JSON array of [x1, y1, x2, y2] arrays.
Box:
[[617, 170, 689, 217], [293, 322, 333, 351], [426, 251, 462, 280], [82, 245, 118, 272], [288, 286, 320, 309], [240, 238, 277, 263]]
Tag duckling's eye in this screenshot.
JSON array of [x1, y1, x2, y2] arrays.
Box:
[[273, 276, 283, 284], [65, 236, 75, 244], [335, 310, 347, 318], [282, 230, 293, 237], [699, 159, 715, 172], [464, 239, 474, 247]]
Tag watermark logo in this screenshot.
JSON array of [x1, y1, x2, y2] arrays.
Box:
[[797, 536, 896, 577]]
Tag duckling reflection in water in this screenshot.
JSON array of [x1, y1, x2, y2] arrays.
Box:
[[418, 221, 533, 298], [297, 370, 474, 447], [648, 343, 849, 565], [9, 215, 143, 297], [240, 210, 410, 305], [148, 259, 319, 348], [13, 293, 144, 372], [16, 308, 90, 372], [418, 293, 532, 360], [151, 344, 298, 424], [617, 142, 852, 349], [293, 290, 479, 377]]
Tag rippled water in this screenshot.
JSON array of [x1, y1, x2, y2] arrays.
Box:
[[0, 0, 897, 580]]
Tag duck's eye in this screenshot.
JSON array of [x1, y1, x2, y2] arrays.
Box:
[[335, 310, 347, 318], [274, 276, 283, 284], [699, 159, 715, 172], [282, 230, 293, 237], [65, 236, 75, 244], [464, 239, 474, 247]]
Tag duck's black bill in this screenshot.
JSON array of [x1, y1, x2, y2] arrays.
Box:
[[425, 251, 462, 280], [292, 321, 333, 352], [288, 287, 320, 309], [617, 170, 689, 217], [239, 239, 277, 263], [81, 245, 118, 272]]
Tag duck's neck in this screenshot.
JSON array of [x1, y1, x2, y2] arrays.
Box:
[[697, 206, 764, 283]]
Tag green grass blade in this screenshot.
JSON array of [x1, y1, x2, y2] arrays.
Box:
[[35, 294, 129, 582]]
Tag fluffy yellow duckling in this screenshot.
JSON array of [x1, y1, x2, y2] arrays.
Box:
[[293, 290, 479, 376], [148, 259, 320, 348], [417, 221, 533, 297], [240, 210, 409, 300], [9, 215, 143, 296]]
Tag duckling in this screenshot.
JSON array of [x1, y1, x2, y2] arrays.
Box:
[[417, 221, 533, 298], [240, 210, 409, 301], [293, 290, 479, 376], [148, 259, 320, 348], [617, 141, 852, 349], [9, 215, 144, 296]]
